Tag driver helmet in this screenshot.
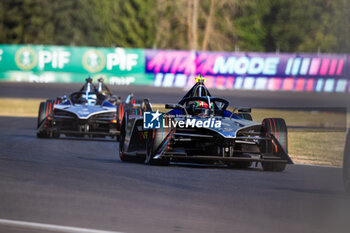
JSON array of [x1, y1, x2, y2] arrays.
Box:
[[194, 100, 213, 108], [87, 93, 97, 105]]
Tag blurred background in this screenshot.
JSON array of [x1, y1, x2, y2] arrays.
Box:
[[0, 2, 349, 232], [0, 0, 350, 92], [0, 0, 349, 52]]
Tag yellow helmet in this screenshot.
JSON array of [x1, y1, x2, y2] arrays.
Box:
[[195, 74, 206, 83]]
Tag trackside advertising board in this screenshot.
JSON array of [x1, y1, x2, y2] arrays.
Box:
[[0, 44, 349, 92], [145, 50, 350, 92], [0, 45, 152, 85]]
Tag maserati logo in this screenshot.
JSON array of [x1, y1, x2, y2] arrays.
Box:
[[82, 49, 106, 73], [15, 47, 38, 70]]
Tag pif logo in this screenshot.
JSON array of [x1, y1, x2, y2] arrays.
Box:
[[15, 47, 38, 70], [82, 49, 106, 73], [143, 110, 162, 129]]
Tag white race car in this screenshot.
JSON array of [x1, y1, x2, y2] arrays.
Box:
[[36, 78, 122, 139]]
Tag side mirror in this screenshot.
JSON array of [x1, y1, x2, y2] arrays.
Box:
[[108, 96, 118, 102], [230, 106, 251, 119], [144, 98, 153, 111], [57, 96, 66, 101], [165, 103, 183, 109], [125, 93, 134, 104], [237, 107, 251, 113], [165, 103, 188, 116]]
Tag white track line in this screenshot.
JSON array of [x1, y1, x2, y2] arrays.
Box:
[[0, 218, 124, 233]]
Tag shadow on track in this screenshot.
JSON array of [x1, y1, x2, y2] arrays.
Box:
[[270, 186, 350, 198], [77, 157, 120, 164], [169, 162, 264, 172], [39, 136, 116, 142]]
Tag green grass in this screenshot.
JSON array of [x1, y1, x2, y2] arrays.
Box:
[[252, 108, 348, 129], [1, 98, 347, 166], [288, 131, 346, 166]]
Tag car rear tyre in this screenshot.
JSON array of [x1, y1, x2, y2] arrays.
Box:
[[145, 129, 170, 166], [261, 118, 288, 172], [118, 113, 130, 162], [37, 102, 46, 128], [37, 102, 49, 138], [37, 100, 56, 138], [118, 113, 145, 163]]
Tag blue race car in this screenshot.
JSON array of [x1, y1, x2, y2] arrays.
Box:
[[118, 76, 293, 171]]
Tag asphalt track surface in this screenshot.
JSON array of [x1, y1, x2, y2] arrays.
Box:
[[1, 82, 350, 110], [0, 82, 350, 233], [0, 116, 350, 233]]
